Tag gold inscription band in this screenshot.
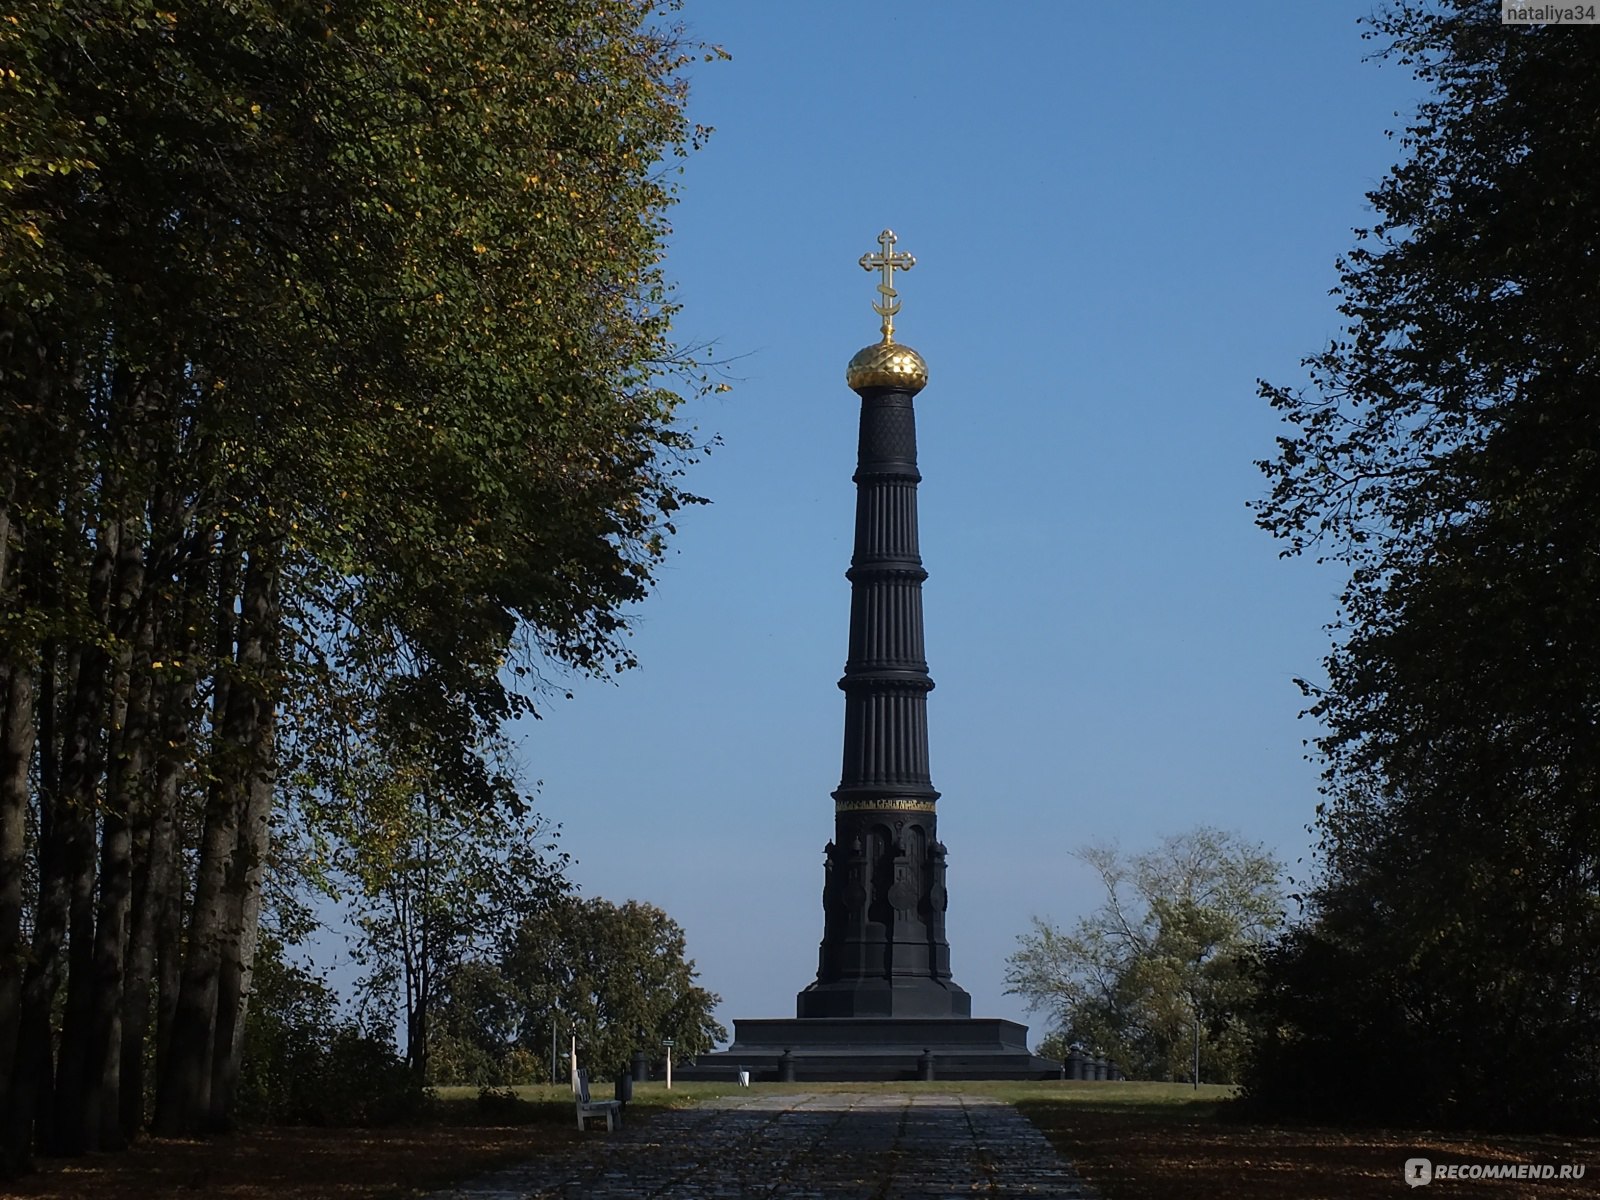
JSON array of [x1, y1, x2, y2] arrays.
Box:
[[834, 797, 937, 814]]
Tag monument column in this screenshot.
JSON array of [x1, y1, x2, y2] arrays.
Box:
[[797, 230, 971, 1020], [675, 229, 1057, 1081]]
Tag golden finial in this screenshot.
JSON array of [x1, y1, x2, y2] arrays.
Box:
[[846, 227, 927, 395], [846, 228, 928, 394], [859, 228, 915, 344]]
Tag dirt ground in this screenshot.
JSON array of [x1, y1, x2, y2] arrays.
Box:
[[0, 1124, 567, 1200], [3, 1083, 1597, 1200], [1022, 1098, 1600, 1200]]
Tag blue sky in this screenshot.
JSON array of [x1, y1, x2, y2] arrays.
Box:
[[509, 2, 1428, 1044]]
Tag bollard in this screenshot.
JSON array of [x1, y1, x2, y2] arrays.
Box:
[[1065, 1049, 1086, 1081], [779, 1050, 796, 1083], [918, 1050, 936, 1082]]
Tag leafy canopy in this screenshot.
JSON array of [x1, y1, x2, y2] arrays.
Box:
[[1246, 2, 1600, 1131], [1005, 828, 1282, 1083]]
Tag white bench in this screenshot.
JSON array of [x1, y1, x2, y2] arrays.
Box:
[[574, 1069, 622, 1132]]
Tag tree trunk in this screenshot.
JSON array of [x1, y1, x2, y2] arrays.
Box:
[[129, 524, 207, 1137], [120, 575, 197, 1139], [0, 468, 14, 625], [117, 694, 157, 1143], [48, 522, 117, 1155], [0, 496, 33, 1129], [119, 675, 180, 1139], [0, 481, 12, 600], [81, 513, 151, 1149], [209, 546, 279, 1129], [153, 533, 244, 1136], [413, 820, 433, 1082], [5, 643, 65, 1174], [152, 820, 183, 1102], [0, 638, 36, 1173]]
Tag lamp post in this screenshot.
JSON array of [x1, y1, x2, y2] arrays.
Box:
[[662, 1039, 675, 1090]]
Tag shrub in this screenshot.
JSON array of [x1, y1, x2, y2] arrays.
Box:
[[238, 939, 425, 1126]]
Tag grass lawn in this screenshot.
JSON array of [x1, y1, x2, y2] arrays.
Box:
[[4, 1080, 1598, 1199]]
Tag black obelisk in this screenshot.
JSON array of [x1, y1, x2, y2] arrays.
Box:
[[676, 231, 1058, 1081], [797, 229, 971, 1020]]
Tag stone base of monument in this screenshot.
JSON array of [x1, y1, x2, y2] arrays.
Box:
[[673, 1017, 1064, 1082]]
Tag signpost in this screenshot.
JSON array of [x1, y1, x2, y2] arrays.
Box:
[[662, 1039, 675, 1090]]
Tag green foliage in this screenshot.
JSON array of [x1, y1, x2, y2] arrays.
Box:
[[428, 896, 725, 1086], [331, 747, 570, 1079], [237, 938, 424, 1127], [1033, 1030, 1073, 1063], [1247, 3, 1600, 1132], [1, 0, 722, 1149], [311, 1031, 429, 1128], [1006, 829, 1283, 1084], [428, 961, 542, 1087], [236, 937, 336, 1120]]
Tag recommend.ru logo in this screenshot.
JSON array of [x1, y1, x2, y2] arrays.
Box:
[[1403, 1156, 1587, 1185]]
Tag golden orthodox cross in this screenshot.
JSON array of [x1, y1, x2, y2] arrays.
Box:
[[859, 228, 915, 343]]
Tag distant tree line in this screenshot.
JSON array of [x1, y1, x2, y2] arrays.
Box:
[[230, 893, 724, 1124], [427, 896, 726, 1087], [323, 780, 724, 1092], [1, 0, 721, 1175]]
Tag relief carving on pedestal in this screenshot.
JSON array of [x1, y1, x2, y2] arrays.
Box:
[[887, 867, 919, 915], [821, 840, 837, 916], [928, 839, 949, 913], [843, 835, 869, 919], [887, 821, 922, 920]]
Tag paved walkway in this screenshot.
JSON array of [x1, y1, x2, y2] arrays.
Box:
[[426, 1091, 1096, 1199]]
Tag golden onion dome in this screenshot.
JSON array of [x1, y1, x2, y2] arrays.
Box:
[[846, 339, 928, 395]]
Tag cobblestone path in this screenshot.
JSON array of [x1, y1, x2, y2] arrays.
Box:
[[427, 1091, 1097, 1199]]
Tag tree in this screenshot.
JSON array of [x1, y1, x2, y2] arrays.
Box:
[[430, 896, 726, 1085], [336, 749, 571, 1081], [1247, 3, 1600, 1131], [2, 0, 721, 1167], [1032, 1029, 1073, 1064], [1005, 828, 1283, 1084]]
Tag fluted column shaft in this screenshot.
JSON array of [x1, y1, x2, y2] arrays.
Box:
[[835, 389, 938, 800], [797, 381, 969, 1020]]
